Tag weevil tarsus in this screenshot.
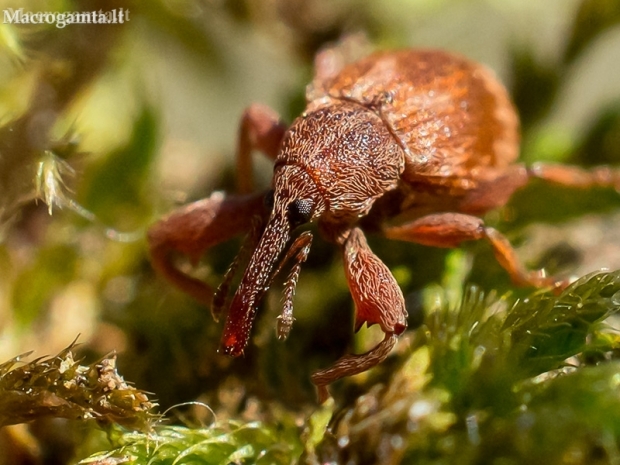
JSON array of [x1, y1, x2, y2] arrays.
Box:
[[274, 231, 314, 340], [312, 333, 399, 403]]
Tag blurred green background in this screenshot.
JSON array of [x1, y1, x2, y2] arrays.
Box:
[[1, 0, 620, 463]]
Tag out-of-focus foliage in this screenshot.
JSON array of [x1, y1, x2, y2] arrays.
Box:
[[1, 0, 620, 463]]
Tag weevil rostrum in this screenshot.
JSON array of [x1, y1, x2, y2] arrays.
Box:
[[148, 46, 620, 401]]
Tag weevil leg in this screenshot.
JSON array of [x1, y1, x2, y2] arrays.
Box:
[[457, 166, 530, 215], [270, 231, 313, 340], [343, 228, 408, 333], [384, 212, 566, 289], [148, 191, 266, 305], [148, 103, 286, 303], [236, 103, 287, 194], [308, 34, 372, 101], [311, 228, 407, 401], [312, 333, 398, 404], [527, 163, 620, 190]]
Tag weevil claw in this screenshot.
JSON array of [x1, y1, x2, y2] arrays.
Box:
[[276, 314, 295, 340]]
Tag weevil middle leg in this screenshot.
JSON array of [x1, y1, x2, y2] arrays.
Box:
[[382, 160, 620, 291], [384, 212, 564, 288]]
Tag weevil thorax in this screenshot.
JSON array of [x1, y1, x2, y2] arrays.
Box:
[[278, 101, 405, 227]]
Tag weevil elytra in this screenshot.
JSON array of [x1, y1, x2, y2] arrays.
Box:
[[148, 44, 620, 401]]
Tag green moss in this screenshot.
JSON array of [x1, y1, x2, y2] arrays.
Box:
[[80, 420, 303, 465], [312, 272, 620, 464]]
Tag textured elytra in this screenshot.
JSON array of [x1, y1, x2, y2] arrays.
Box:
[[310, 50, 520, 186]]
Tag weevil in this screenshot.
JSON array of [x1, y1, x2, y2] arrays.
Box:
[[148, 45, 620, 401]]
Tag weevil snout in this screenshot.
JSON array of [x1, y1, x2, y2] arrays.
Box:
[[219, 165, 324, 356]]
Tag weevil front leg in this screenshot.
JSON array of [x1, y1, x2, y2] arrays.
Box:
[[311, 227, 407, 402], [270, 231, 313, 340], [148, 192, 266, 305], [384, 212, 566, 289], [148, 103, 287, 303]]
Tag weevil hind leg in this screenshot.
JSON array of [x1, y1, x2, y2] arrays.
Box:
[[527, 163, 620, 190], [384, 212, 567, 289], [405, 162, 620, 290], [432, 163, 620, 216]]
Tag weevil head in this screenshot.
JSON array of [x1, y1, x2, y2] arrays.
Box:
[[220, 165, 325, 356]]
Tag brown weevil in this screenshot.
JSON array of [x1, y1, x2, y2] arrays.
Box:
[[148, 44, 620, 401]]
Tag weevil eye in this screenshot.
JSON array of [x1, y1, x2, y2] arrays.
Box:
[[264, 189, 275, 212], [288, 199, 314, 228]]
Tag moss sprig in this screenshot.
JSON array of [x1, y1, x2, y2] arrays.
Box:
[[0, 342, 156, 430]]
